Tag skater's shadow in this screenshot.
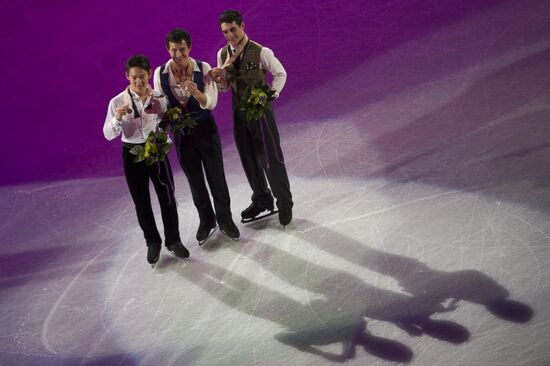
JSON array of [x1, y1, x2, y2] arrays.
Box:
[[294, 219, 534, 325], [172, 256, 414, 363], [172, 229, 478, 364], [230, 241, 470, 358]]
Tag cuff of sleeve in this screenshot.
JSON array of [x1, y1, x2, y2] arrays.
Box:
[[111, 116, 124, 130]]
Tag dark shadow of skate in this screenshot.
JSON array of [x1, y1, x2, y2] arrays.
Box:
[[485, 298, 534, 323], [360, 333, 413, 363], [408, 317, 470, 344]]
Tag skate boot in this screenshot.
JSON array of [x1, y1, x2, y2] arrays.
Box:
[[219, 219, 240, 240], [279, 207, 292, 229], [167, 241, 190, 259], [147, 242, 161, 268], [196, 220, 217, 245], [241, 201, 277, 223]]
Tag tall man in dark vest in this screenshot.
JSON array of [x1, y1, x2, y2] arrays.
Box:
[[154, 28, 239, 243], [211, 10, 294, 228]]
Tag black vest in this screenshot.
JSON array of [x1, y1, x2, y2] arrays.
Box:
[[159, 61, 212, 124]]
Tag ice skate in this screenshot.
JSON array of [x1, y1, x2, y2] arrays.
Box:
[[147, 242, 161, 268], [167, 241, 190, 259], [197, 221, 218, 246], [219, 219, 240, 241], [278, 207, 292, 229], [240, 202, 278, 223], [198, 226, 218, 246]]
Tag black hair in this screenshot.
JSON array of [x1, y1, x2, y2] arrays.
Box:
[[219, 9, 243, 26], [125, 54, 150, 73], [165, 28, 192, 48]]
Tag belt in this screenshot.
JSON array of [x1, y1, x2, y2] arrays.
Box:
[[123, 142, 145, 149]]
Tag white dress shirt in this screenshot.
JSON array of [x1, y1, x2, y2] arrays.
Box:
[[153, 58, 218, 110], [103, 89, 167, 143], [216, 44, 287, 98]]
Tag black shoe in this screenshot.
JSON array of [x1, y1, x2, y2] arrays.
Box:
[[220, 219, 240, 239], [147, 242, 161, 267], [279, 207, 292, 227], [241, 201, 274, 220], [167, 241, 190, 259], [196, 220, 217, 242]]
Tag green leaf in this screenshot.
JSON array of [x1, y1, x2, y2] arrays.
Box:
[[129, 145, 144, 156], [182, 118, 198, 128]]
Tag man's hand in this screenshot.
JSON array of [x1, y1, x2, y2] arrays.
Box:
[[210, 67, 226, 83], [115, 104, 129, 121], [183, 80, 199, 96]]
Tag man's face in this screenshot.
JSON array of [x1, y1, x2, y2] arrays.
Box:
[[167, 40, 191, 65], [126, 67, 151, 94], [221, 21, 245, 47]]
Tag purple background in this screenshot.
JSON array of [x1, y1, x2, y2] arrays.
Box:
[[0, 0, 505, 186], [2, 2, 550, 364]]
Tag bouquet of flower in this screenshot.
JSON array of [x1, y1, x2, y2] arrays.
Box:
[[159, 106, 197, 132], [129, 130, 171, 166], [130, 106, 199, 166], [239, 84, 276, 122]]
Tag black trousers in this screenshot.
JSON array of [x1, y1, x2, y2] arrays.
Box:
[[233, 106, 293, 210], [123, 145, 180, 246], [175, 118, 233, 225]]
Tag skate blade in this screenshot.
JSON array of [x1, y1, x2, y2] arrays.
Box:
[[221, 231, 240, 242], [241, 210, 279, 224], [198, 226, 218, 246]]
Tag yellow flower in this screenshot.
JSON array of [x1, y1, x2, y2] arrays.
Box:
[[144, 141, 152, 158]]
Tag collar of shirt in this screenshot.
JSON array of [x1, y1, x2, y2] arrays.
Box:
[[127, 87, 154, 106], [162, 58, 200, 75]]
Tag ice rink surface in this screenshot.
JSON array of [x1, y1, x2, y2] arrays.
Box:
[[2, 1, 550, 365]]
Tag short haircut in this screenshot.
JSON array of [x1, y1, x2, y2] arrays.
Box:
[[166, 28, 192, 48], [219, 9, 243, 26], [125, 54, 150, 73]]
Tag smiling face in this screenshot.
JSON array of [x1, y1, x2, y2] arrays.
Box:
[[126, 67, 151, 95], [167, 40, 191, 66], [221, 21, 246, 48]]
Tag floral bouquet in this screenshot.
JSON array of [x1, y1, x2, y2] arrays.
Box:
[[239, 84, 276, 122], [129, 107, 198, 166], [129, 130, 171, 166], [159, 106, 198, 132]]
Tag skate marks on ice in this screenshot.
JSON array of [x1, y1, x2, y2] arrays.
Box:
[[170, 219, 532, 363]]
